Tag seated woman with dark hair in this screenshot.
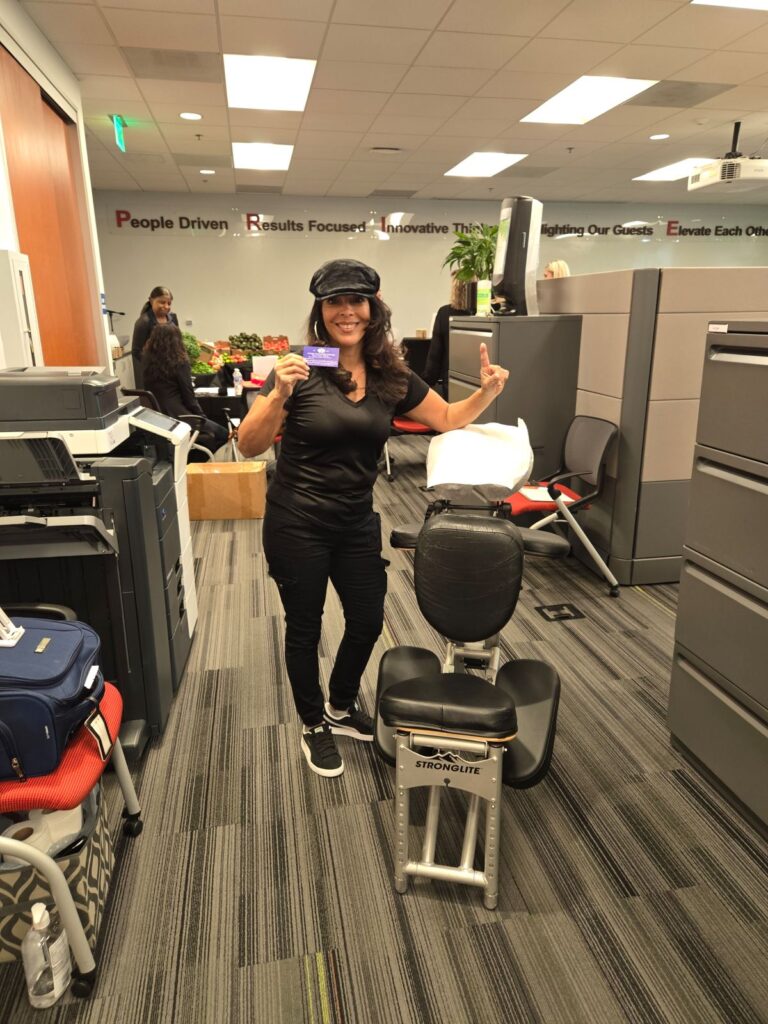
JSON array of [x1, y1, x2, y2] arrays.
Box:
[[142, 323, 227, 460]]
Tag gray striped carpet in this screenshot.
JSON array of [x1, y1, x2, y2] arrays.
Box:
[[1, 435, 767, 1023]]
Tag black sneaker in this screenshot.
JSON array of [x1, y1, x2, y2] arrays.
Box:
[[323, 702, 374, 742], [301, 723, 344, 777]]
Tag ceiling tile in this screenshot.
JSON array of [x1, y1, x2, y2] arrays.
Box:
[[368, 114, 448, 135], [312, 61, 408, 92], [234, 170, 287, 186], [415, 32, 529, 70], [102, 10, 219, 51], [100, 0, 214, 11], [160, 124, 231, 143], [395, 66, 493, 96], [147, 102, 228, 126], [219, 0, 333, 17], [670, 49, 768, 84], [454, 97, 533, 123], [79, 76, 143, 101], [137, 79, 226, 103], [325, 183, 378, 196], [21, 2, 112, 44], [55, 43, 132, 76], [228, 110, 302, 130], [590, 44, 712, 80], [293, 131, 365, 158], [477, 70, 574, 101], [636, 6, 768, 49], [219, 17, 325, 58], [724, 22, 768, 52], [123, 49, 222, 81], [541, 0, 682, 43], [299, 113, 378, 133], [305, 90, 389, 116], [331, 0, 452, 30], [380, 93, 465, 118], [436, 115, 501, 139], [438, 0, 571, 37], [692, 85, 768, 111], [503, 38, 622, 75], [322, 25, 430, 64], [281, 180, 332, 195]]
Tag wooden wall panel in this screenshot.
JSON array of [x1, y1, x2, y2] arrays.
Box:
[[0, 45, 99, 365]]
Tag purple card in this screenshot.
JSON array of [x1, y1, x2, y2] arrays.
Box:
[[303, 345, 340, 367]]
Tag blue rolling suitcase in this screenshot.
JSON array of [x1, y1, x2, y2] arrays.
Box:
[[0, 615, 105, 782]]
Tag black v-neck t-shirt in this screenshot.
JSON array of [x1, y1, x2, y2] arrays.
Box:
[[260, 367, 429, 527]]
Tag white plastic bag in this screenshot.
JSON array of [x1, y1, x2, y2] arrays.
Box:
[[426, 420, 534, 499]]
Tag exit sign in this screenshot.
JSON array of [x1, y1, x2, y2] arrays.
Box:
[[109, 114, 126, 153]]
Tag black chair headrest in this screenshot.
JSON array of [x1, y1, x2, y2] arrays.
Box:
[[415, 514, 524, 643]]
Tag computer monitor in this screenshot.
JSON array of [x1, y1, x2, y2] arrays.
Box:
[[491, 196, 542, 316]]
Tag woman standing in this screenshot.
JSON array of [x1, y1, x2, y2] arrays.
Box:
[[422, 274, 473, 399], [238, 259, 508, 778], [142, 324, 227, 459], [131, 285, 178, 388]]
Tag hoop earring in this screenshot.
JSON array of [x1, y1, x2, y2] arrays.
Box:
[[313, 320, 321, 341]]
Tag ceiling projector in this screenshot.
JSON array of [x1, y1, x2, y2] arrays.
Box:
[[687, 120, 768, 192]]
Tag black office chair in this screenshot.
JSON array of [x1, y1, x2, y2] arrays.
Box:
[[503, 415, 620, 596], [121, 388, 214, 462]]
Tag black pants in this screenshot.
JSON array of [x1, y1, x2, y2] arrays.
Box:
[[189, 418, 228, 461], [263, 502, 387, 726]]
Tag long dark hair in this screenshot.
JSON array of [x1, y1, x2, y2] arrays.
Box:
[[307, 294, 409, 404], [140, 285, 173, 316], [143, 323, 188, 386]]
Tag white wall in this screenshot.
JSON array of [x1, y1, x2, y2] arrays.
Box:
[[93, 189, 768, 348]]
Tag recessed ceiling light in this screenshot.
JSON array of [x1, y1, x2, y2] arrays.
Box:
[[232, 142, 294, 171], [180, 112, 202, 121], [444, 152, 527, 177], [522, 76, 658, 125], [633, 157, 714, 181], [691, 0, 768, 10], [649, 133, 670, 140], [224, 55, 316, 111], [200, 169, 215, 175]]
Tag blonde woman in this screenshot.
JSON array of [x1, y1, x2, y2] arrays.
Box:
[[544, 260, 570, 279]]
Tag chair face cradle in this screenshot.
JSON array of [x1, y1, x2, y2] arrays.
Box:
[[375, 514, 560, 910]]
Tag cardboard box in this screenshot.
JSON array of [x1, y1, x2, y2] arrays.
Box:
[[187, 461, 266, 520]]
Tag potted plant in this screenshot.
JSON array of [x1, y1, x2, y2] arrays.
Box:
[[442, 223, 499, 314]]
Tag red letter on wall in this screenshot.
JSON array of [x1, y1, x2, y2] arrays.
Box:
[[246, 213, 260, 230], [666, 220, 679, 236], [115, 210, 131, 227]]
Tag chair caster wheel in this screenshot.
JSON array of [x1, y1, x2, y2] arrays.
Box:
[[71, 969, 96, 998], [122, 813, 143, 837], [609, 585, 620, 598]]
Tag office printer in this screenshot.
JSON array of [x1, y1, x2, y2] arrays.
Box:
[[0, 368, 198, 759]]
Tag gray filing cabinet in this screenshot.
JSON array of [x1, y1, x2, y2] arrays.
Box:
[[668, 321, 768, 827], [449, 315, 581, 478]]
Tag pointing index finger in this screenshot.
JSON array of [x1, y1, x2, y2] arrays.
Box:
[[479, 342, 491, 369]]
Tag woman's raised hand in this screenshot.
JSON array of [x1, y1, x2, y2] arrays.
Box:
[[274, 354, 310, 399], [479, 342, 508, 395]]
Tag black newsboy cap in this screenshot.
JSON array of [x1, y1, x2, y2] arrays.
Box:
[[309, 259, 380, 300]]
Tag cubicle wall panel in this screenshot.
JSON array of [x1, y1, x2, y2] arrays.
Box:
[[686, 446, 768, 590], [677, 556, 768, 721], [649, 311, 768, 401], [669, 651, 768, 825], [576, 313, 630, 398], [641, 399, 699, 481], [634, 480, 690, 559], [538, 270, 634, 314], [658, 267, 768, 314]]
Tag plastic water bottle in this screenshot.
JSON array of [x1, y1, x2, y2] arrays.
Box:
[[21, 903, 72, 1008], [232, 367, 243, 396]]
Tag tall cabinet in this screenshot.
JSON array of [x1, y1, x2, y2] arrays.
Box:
[[449, 315, 581, 478], [668, 321, 768, 827]]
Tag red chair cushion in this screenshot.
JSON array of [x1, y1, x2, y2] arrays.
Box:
[[0, 684, 123, 813], [392, 417, 432, 434], [504, 483, 583, 515]]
